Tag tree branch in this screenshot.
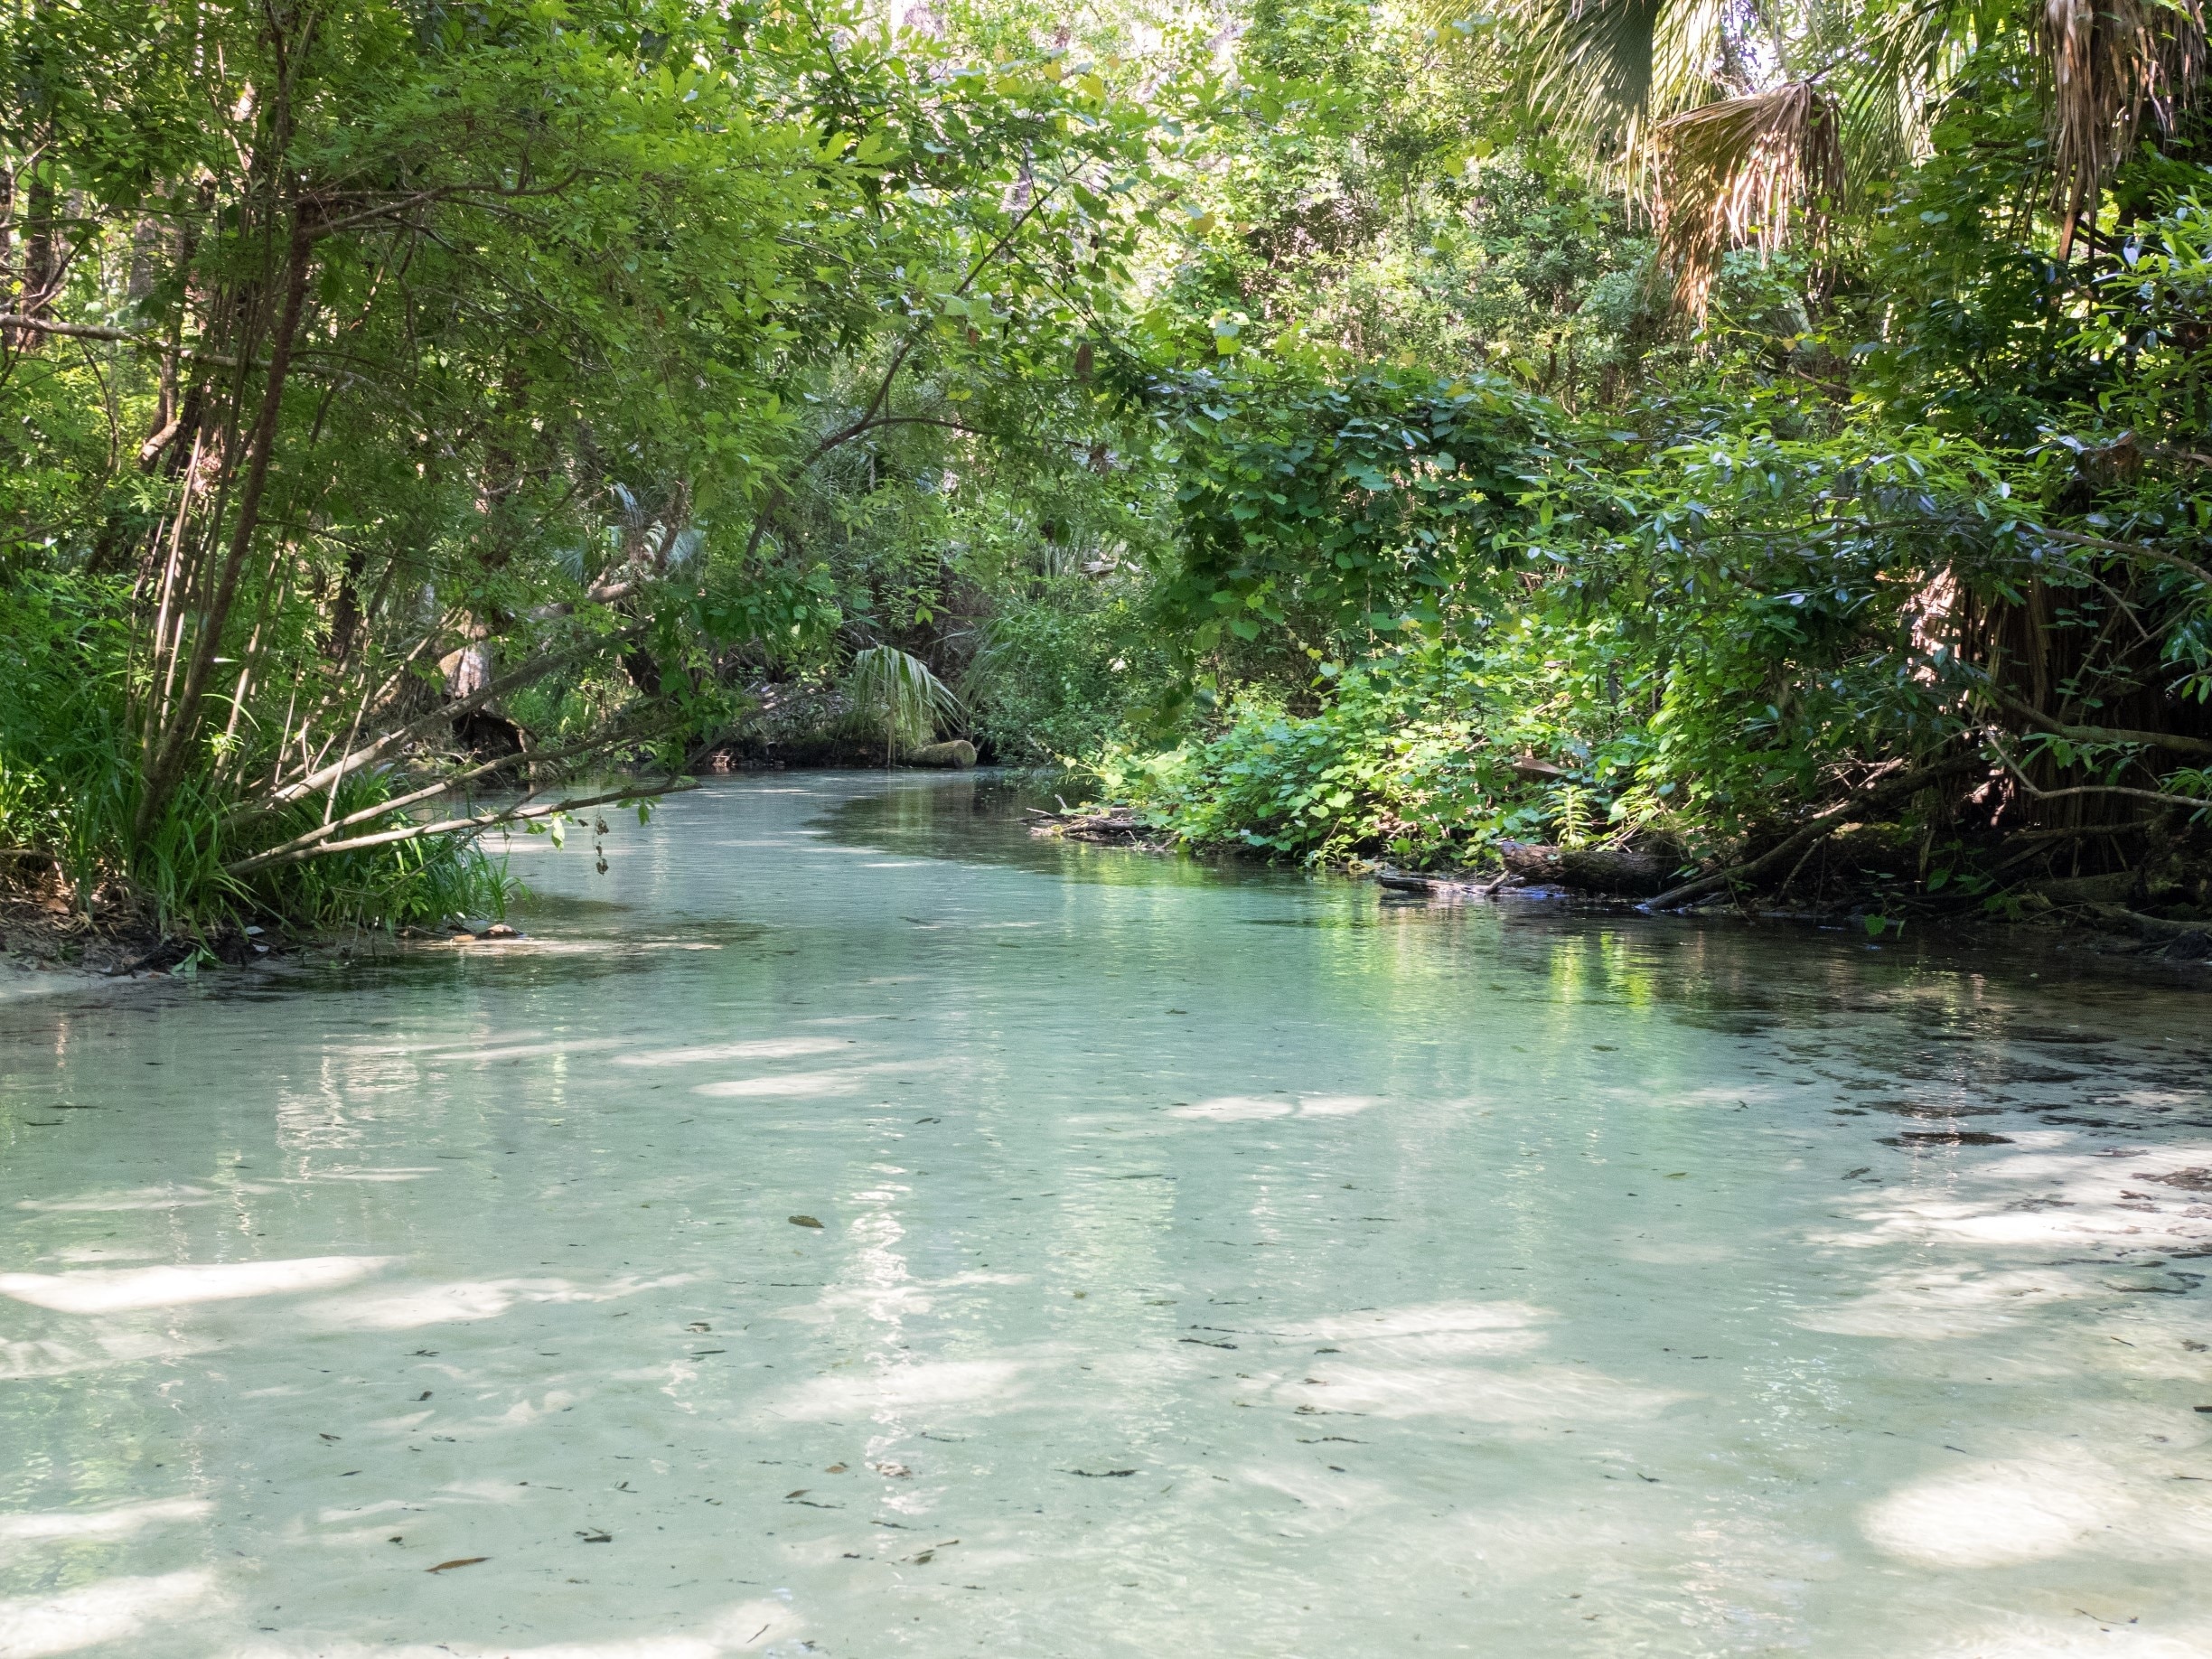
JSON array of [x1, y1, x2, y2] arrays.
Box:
[[0, 313, 240, 367], [248, 627, 641, 815], [229, 717, 674, 870], [1982, 730, 2208, 810], [231, 781, 694, 873], [1987, 687, 2212, 756]]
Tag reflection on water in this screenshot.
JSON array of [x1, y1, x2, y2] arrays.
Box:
[[2, 772, 2208, 1658]]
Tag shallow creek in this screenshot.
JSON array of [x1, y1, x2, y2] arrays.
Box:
[[3, 773, 2210, 1659]]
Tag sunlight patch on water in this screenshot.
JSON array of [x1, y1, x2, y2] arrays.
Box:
[[308, 1272, 697, 1332], [1273, 1361, 1679, 1422], [0, 1256, 393, 1313], [1292, 1093, 1379, 1116], [1285, 1301, 1552, 1361], [764, 1356, 1031, 1421], [0, 1570, 216, 1658], [1799, 1266, 2104, 1340], [614, 1038, 856, 1066], [233, 1602, 796, 1658], [17, 1183, 278, 1213], [0, 1498, 211, 1542], [1913, 1617, 2212, 1657], [294, 1168, 436, 1184], [1862, 1452, 2140, 1567], [692, 1071, 865, 1099], [463, 1038, 629, 1064], [1170, 1092, 1381, 1120], [1171, 1096, 1293, 1120], [0, 1330, 207, 1381]]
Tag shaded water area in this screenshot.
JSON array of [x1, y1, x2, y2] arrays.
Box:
[[4, 773, 2210, 1658]]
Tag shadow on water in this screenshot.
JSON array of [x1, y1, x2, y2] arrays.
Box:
[[818, 773, 2207, 1031], [814, 768, 1309, 892]]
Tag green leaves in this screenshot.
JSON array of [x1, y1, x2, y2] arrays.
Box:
[[1143, 362, 1555, 661]]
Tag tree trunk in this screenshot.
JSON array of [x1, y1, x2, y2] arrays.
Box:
[[136, 219, 314, 839]]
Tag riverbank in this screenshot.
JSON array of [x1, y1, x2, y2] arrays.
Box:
[[1030, 795, 2212, 980]]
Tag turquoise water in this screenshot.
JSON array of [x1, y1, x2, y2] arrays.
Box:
[[2, 773, 2208, 1658]]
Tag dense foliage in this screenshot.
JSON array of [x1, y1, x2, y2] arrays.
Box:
[[6, 0, 2212, 947]]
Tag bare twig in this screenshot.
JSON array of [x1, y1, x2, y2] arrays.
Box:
[[1983, 729, 2208, 809], [229, 717, 676, 869], [248, 628, 640, 815]]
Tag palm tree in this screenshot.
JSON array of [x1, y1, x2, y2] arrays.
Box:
[[1496, 0, 2207, 309]]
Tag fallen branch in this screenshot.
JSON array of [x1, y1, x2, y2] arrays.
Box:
[[246, 627, 641, 817], [1989, 688, 2212, 758], [2083, 903, 2208, 941], [227, 717, 676, 870], [1640, 753, 1985, 911], [229, 780, 692, 874]]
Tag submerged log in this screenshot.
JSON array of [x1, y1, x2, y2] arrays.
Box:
[[1026, 803, 1158, 847], [2025, 870, 2138, 905]]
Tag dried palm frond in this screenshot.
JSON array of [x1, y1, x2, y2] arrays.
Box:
[[2042, 0, 2206, 257], [1655, 81, 1845, 316]]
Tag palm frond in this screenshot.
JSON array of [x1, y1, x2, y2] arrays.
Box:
[[2042, 0, 2206, 256], [1499, 0, 1739, 181], [1836, 0, 1972, 184], [1655, 81, 1844, 315], [843, 645, 964, 762]]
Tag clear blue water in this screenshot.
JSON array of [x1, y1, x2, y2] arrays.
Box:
[[2, 773, 2208, 1658]]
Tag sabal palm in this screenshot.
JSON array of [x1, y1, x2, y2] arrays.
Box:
[[1499, 0, 2206, 307]]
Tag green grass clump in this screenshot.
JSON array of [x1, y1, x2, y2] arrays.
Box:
[[1, 575, 510, 936]]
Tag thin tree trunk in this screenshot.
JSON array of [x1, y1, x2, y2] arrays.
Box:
[[136, 219, 314, 838]]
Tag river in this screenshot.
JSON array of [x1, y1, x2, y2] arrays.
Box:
[[3, 772, 2208, 1657]]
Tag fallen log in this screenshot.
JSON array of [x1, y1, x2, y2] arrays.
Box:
[[1498, 840, 1677, 896], [1027, 803, 1158, 846]]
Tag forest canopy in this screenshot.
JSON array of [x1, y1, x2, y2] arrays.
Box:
[[5, 0, 2211, 944]]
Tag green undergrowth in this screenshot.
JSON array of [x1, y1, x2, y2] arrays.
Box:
[[1092, 629, 1659, 867], [1, 576, 512, 937]]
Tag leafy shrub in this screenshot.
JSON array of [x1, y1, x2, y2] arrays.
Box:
[[1095, 629, 1652, 866]]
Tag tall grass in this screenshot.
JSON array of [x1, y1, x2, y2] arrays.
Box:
[[1, 575, 510, 933]]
